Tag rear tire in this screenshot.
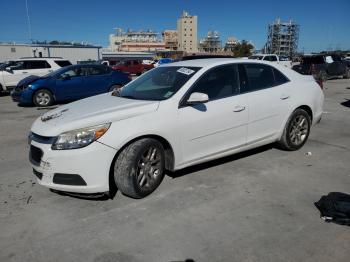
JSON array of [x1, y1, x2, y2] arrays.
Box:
[[277, 109, 311, 151], [33, 89, 53, 107], [114, 138, 165, 199], [343, 69, 350, 79]]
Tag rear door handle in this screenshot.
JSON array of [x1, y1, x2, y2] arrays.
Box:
[[233, 105, 246, 112], [22, 71, 28, 74], [280, 94, 290, 100]]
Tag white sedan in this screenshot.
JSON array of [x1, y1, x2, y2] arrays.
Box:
[[29, 59, 324, 198]]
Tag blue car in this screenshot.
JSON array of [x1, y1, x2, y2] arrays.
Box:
[[11, 64, 131, 107]]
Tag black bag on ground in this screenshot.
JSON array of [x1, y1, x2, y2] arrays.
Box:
[[315, 192, 350, 226]]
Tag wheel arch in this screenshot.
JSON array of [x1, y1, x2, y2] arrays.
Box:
[[108, 134, 175, 194], [296, 105, 313, 122]]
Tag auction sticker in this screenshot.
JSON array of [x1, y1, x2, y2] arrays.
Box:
[[177, 67, 195, 75]]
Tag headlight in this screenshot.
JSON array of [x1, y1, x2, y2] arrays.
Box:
[[51, 123, 111, 150]]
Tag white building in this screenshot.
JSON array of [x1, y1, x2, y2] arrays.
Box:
[[177, 11, 198, 53], [109, 28, 165, 52], [0, 43, 102, 64]]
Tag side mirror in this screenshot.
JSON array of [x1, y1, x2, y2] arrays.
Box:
[[61, 74, 71, 81], [187, 92, 209, 105], [5, 67, 13, 73]]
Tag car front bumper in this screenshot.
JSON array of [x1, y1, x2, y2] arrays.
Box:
[[11, 89, 34, 104], [29, 139, 117, 194]]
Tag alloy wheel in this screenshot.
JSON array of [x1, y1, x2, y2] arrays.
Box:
[[289, 115, 309, 146], [35, 92, 51, 106], [136, 146, 162, 189]]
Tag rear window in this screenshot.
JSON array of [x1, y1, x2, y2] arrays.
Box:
[[244, 64, 275, 91], [302, 56, 324, 64], [55, 60, 72, 67]]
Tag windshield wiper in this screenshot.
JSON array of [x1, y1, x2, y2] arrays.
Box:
[[120, 95, 136, 99]]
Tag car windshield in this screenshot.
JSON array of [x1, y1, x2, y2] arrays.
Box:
[[249, 56, 263, 60], [43, 66, 74, 78], [279, 56, 290, 61], [116, 66, 201, 101]]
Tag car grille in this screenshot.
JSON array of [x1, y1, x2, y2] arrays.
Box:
[[29, 145, 43, 166], [29, 132, 55, 144], [14, 85, 25, 92]]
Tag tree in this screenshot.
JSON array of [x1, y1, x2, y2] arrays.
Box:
[[232, 40, 254, 57]]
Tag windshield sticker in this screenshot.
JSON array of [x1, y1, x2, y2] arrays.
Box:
[[164, 91, 174, 98], [177, 67, 195, 75]]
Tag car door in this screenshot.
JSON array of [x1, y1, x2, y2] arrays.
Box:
[[178, 64, 248, 165], [83, 66, 111, 96], [2, 61, 28, 87], [240, 63, 291, 144], [55, 66, 85, 101]]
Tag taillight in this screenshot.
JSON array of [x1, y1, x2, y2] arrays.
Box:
[[316, 79, 324, 90]]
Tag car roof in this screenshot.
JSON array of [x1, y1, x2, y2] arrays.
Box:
[[19, 57, 67, 61], [164, 58, 279, 69]]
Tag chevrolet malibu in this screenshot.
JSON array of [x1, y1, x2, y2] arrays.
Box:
[[29, 59, 324, 198]]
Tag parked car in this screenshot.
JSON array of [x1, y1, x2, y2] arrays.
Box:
[[249, 54, 292, 68], [29, 59, 323, 199], [153, 58, 174, 67], [11, 64, 131, 107], [112, 60, 153, 75], [0, 57, 71, 93], [292, 54, 350, 80]]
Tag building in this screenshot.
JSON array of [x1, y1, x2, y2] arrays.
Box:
[[265, 18, 299, 57], [109, 28, 165, 52], [0, 43, 101, 64], [162, 30, 178, 50], [199, 31, 222, 53], [224, 37, 239, 52], [177, 11, 198, 53]]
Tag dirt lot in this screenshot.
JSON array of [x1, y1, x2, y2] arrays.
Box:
[[0, 79, 349, 262]]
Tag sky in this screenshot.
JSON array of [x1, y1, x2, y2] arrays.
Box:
[[0, 0, 349, 52]]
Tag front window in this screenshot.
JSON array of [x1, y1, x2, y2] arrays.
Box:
[[117, 66, 201, 101]]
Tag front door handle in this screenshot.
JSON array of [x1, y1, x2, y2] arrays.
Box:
[[22, 71, 28, 74], [233, 105, 246, 112], [280, 94, 290, 100]]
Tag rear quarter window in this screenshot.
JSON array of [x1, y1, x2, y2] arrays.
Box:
[[54, 60, 72, 67], [273, 68, 289, 85]]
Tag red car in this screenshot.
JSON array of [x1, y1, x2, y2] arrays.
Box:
[[112, 60, 154, 75]]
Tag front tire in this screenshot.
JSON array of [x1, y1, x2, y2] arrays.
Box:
[[114, 138, 165, 198], [33, 89, 53, 107], [343, 68, 350, 79], [277, 109, 311, 151]]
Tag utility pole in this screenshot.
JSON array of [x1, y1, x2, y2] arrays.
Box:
[[25, 0, 32, 42]]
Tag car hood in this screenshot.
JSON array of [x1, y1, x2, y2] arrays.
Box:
[[31, 93, 160, 136], [17, 75, 42, 87]]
